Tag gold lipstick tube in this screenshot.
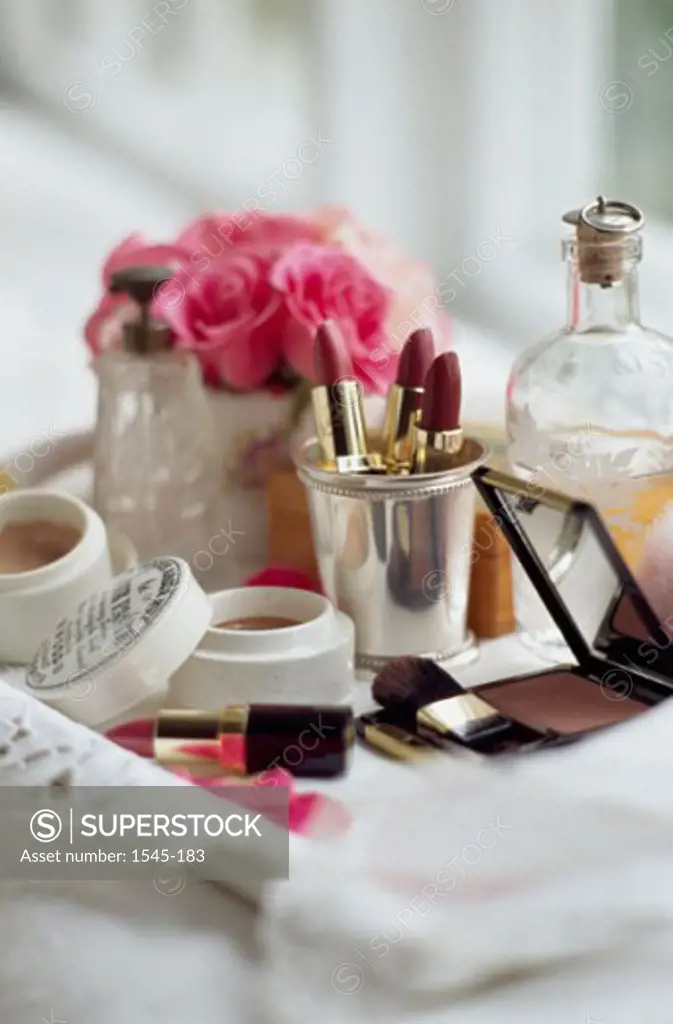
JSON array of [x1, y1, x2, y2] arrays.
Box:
[[410, 426, 464, 474], [312, 382, 383, 474], [383, 384, 425, 471]]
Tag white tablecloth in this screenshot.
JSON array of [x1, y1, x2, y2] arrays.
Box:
[[0, 634, 549, 1024]]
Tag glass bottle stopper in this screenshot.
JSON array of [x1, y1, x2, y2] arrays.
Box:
[[561, 197, 645, 287], [109, 265, 175, 353]]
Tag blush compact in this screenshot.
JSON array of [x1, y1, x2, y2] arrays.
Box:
[[360, 466, 673, 761], [472, 464, 673, 726]]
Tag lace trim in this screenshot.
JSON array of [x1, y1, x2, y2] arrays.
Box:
[[0, 680, 159, 789]]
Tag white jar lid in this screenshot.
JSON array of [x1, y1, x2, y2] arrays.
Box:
[[25, 557, 212, 728]]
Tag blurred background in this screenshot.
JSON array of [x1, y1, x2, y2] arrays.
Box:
[[0, 0, 672, 454]]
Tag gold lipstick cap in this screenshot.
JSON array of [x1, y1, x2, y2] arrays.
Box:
[[383, 383, 424, 470], [155, 707, 248, 774]]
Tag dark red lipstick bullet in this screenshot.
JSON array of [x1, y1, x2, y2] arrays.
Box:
[[313, 321, 354, 385], [397, 328, 435, 389], [383, 328, 436, 469], [411, 352, 464, 472]]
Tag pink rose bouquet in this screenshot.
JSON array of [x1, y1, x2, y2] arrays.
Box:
[[84, 207, 449, 396]]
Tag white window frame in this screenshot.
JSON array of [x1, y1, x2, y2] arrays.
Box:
[[318, 0, 673, 344], [0, 0, 315, 205], [4, 0, 672, 342]]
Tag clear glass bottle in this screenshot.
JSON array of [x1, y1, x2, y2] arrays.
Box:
[[93, 266, 218, 563], [506, 197, 673, 660]]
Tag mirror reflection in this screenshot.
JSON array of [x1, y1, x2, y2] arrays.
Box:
[[496, 487, 655, 649]]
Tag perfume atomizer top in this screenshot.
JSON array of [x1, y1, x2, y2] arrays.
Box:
[[562, 196, 645, 287], [109, 265, 175, 354]]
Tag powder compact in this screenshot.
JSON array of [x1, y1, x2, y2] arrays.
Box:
[[471, 465, 671, 742], [361, 466, 673, 760]]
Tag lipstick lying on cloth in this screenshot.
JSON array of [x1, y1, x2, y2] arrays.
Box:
[[106, 704, 354, 778], [410, 352, 464, 473], [311, 321, 384, 474], [382, 327, 435, 471]]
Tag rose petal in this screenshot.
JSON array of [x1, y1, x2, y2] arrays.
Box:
[[242, 567, 323, 592], [313, 205, 450, 351], [102, 234, 191, 287], [163, 249, 286, 390], [272, 243, 395, 392], [83, 294, 136, 356]]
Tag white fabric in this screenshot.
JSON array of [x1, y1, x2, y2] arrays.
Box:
[[9, 635, 673, 1022], [261, 698, 673, 1024], [0, 677, 265, 1024], [7, 660, 673, 1023]]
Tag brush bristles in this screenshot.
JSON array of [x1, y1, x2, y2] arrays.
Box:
[[371, 657, 464, 714]]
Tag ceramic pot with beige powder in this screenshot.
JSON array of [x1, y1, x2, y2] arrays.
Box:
[[0, 489, 114, 663], [22, 564, 355, 729], [167, 586, 355, 709], [0, 519, 82, 575]]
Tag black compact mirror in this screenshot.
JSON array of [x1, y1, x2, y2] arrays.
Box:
[[473, 467, 666, 669]]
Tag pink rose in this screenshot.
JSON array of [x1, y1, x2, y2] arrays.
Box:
[[176, 211, 320, 272], [271, 243, 396, 394], [159, 245, 289, 391], [313, 204, 450, 353], [84, 209, 449, 395], [84, 234, 190, 355]]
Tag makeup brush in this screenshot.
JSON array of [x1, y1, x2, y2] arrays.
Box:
[[372, 656, 464, 714], [383, 327, 435, 470], [371, 656, 545, 754], [410, 351, 463, 473], [311, 321, 384, 474]]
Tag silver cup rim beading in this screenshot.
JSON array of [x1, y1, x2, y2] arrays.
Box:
[[293, 434, 489, 495]]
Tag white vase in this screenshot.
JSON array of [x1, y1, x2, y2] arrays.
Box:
[[200, 389, 301, 590], [197, 389, 386, 593]]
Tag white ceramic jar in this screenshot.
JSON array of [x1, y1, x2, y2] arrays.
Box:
[[25, 563, 355, 728], [167, 586, 355, 709], [0, 489, 114, 663]]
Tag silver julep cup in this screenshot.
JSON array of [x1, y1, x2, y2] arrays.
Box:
[[294, 435, 488, 672]]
